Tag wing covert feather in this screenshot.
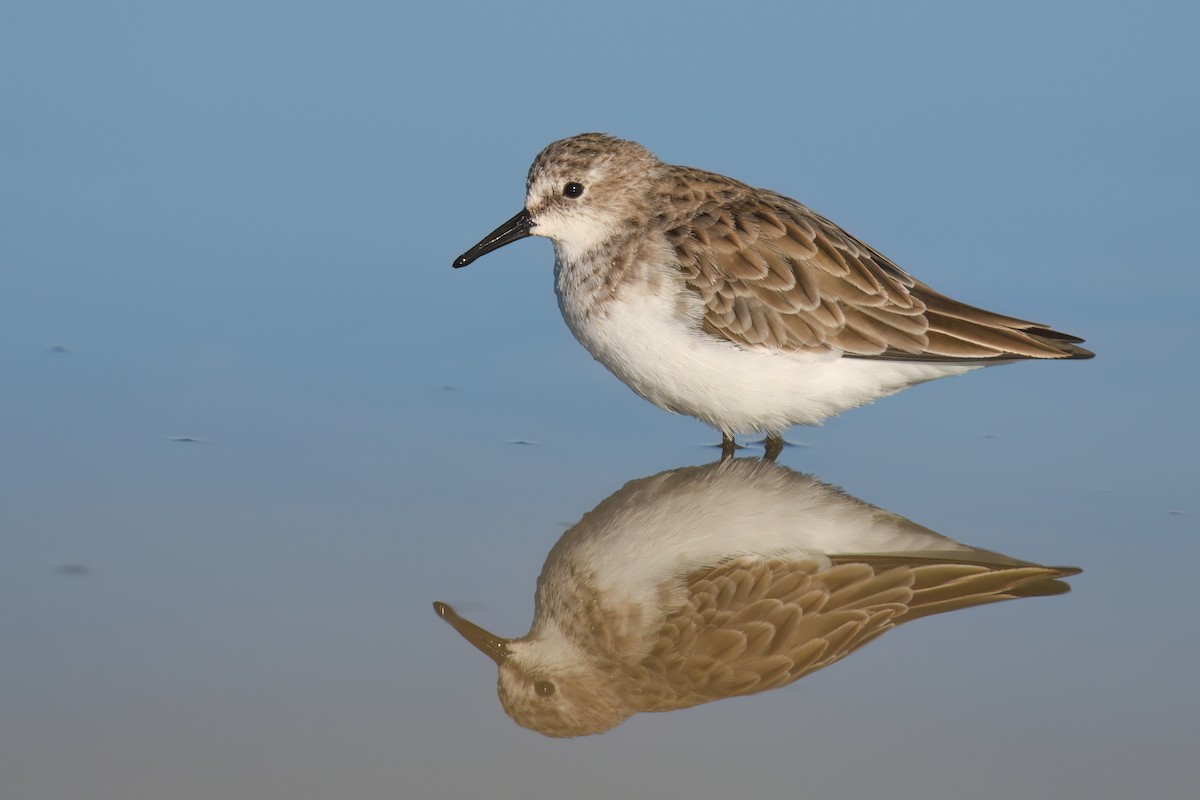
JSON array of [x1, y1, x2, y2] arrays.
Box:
[[665, 173, 1093, 361], [633, 554, 1077, 711]]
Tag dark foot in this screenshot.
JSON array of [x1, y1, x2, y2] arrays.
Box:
[[763, 433, 784, 462], [720, 433, 738, 461]]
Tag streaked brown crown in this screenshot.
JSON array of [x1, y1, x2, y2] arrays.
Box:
[[527, 133, 659, 193]]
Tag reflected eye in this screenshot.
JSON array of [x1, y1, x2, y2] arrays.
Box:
[[563, 182, 584, 199], [534, 680, 556, 697]]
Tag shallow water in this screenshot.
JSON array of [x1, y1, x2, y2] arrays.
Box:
[[3, 3, 1198, 799], [5, 352, 1196, 798]]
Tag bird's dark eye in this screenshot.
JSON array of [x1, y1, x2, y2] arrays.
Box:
[[534, 680, 556, 697], [563, 182, 584, 199]]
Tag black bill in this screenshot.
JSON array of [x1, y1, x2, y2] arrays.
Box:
[[453, 208, 533, 268]]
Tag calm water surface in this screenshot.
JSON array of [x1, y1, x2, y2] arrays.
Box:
[[5, 361, 1196, 799]]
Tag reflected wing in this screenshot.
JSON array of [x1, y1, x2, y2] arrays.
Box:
[[831, 554, 1080, 624], [634, 555, 1077, 711], [665, 171, 1093, 361]]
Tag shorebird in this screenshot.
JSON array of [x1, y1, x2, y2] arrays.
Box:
[[454, 133, 1092, 457]]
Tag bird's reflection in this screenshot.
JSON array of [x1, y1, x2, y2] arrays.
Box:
[[434, 458, 1078, 738]]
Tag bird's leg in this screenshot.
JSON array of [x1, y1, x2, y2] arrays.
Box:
[[720, 433, 738, 461], [763, 433, 784, 462]]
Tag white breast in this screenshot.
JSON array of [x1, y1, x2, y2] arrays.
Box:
[[554, 256, 978, 434]]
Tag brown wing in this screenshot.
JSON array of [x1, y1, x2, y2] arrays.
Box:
[[632, 555, 1077, 712], [829, 555, 1080, 623], [666, 171, 1093, 361], [634, 558, 906, 711]]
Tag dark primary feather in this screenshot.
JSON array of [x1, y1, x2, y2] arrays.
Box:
[[664, 169, 1094, 362]]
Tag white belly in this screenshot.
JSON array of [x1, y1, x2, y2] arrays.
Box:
[[555, 270, 978, 434]]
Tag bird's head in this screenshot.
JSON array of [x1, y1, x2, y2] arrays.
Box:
[[453, 133, 664, 269], [434, 601, 631, 738]]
